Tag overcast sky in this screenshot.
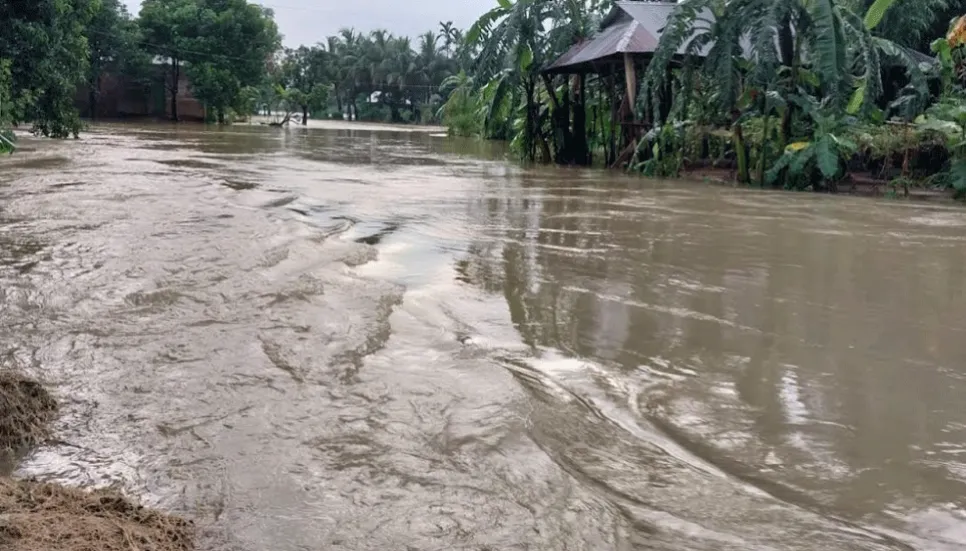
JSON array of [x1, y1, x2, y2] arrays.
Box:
[[122, 0, 494, 46]]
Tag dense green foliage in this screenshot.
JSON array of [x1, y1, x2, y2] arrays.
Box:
[[433, 0, 966, 198], [3, 0, 966, 201], [0, 0, 475, 133], [140, 0, 280, 123], [0, 59, 13, 153], [0, 0, 99, 138], [87, 0, 149, 120], [0, 0, 281, 134], [320, 26, 465, 123], [245, 23, 466, 125], [634, 0, 962, 193]]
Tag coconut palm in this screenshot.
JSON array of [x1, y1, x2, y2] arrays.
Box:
[[439, 21, 459, 55]]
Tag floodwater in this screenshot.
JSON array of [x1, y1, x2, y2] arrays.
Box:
[[1, 121, 965, 551]]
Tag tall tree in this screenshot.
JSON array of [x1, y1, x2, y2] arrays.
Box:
[[138, 0, 199, 121], [87, 0, 148, 120], [185, 0, 280, 123], [0, 0, 98, 137], [280, 45, 330, 124], [139, 0, 279, 122]]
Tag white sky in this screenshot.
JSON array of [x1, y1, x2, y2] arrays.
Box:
[[122, 0, 493, 46]]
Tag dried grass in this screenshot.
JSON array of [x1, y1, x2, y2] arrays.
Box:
[[0, 371, 194, 551], [0, 479, 194, 551], [0, 371, 57, 453]]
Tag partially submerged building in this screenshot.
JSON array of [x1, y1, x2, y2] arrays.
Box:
[[75, 61, 206, 121], [543, 1, 934, 166], [543, 1, 687, 166]]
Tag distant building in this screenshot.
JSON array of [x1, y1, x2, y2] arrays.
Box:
[[75, 62, 206, 121]]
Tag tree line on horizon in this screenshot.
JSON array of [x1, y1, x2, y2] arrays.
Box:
[[0, 0, 478, 141], [8, 0, 966, 198]]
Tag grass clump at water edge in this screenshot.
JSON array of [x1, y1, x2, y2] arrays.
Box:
[[0, 479, 194, 551], [0, 369, 195, 551], [0, 372, 57, 455]]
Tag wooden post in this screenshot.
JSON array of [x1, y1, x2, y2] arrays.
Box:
[[623, 53, 637, 114]]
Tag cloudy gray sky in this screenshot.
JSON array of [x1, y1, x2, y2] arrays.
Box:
[[122, 0, 493, 46]]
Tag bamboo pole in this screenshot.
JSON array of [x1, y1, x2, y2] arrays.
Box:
[[623, 53, 637, 111]]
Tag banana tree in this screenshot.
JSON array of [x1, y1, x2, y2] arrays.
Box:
[[643, 0, 916, 185], [438, 71, 481, 136], [915, 98, 966, 197], [766, 94, 859, 190], [646, 0, 890, 115], [467, 0, 551, 160]]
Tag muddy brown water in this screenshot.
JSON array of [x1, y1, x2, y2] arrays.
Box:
[[1, 121, 965, 550]]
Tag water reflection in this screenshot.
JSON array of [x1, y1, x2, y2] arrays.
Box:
[[460, 171, 966, 530]]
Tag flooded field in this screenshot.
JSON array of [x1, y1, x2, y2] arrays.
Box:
[[1, 122, 965, 550]]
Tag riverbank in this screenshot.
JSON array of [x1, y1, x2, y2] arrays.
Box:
[[0, 370, 194, 551], [684, 165, 959, 201]]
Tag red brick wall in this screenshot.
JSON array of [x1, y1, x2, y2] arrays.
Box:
[[166, 72, 206, 121], [76, 65, 206, 121]]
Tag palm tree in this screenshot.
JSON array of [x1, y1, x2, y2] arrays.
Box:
[[467, 0, 558, 160], [320, 26, 459, 124], [439, 21, 459, 56], [325, 35, 346, 113], [337, 28, 365, 119]]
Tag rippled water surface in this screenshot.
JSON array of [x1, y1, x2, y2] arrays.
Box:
[[2, 122, 965, 550]]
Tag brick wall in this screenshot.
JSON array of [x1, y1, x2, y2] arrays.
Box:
[[76, 64, 206, 122]]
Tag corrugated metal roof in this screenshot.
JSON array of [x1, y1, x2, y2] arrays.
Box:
[[544, 19, 659, 73], [614, 2, 677, 38], [544, 2, 682, 73]]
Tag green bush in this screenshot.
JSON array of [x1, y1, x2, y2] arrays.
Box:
[[0, 129, 15, 154], [356, 102, 392, 122]]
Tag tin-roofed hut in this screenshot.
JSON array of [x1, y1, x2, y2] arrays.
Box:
[[544, 1, 934, 169], [542, 1, 688, 167]]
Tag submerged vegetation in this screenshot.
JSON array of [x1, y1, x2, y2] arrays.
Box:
[[0, 0, 469, 133]]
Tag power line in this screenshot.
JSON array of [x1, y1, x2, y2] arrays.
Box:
[[89, 28, 253, 64]]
